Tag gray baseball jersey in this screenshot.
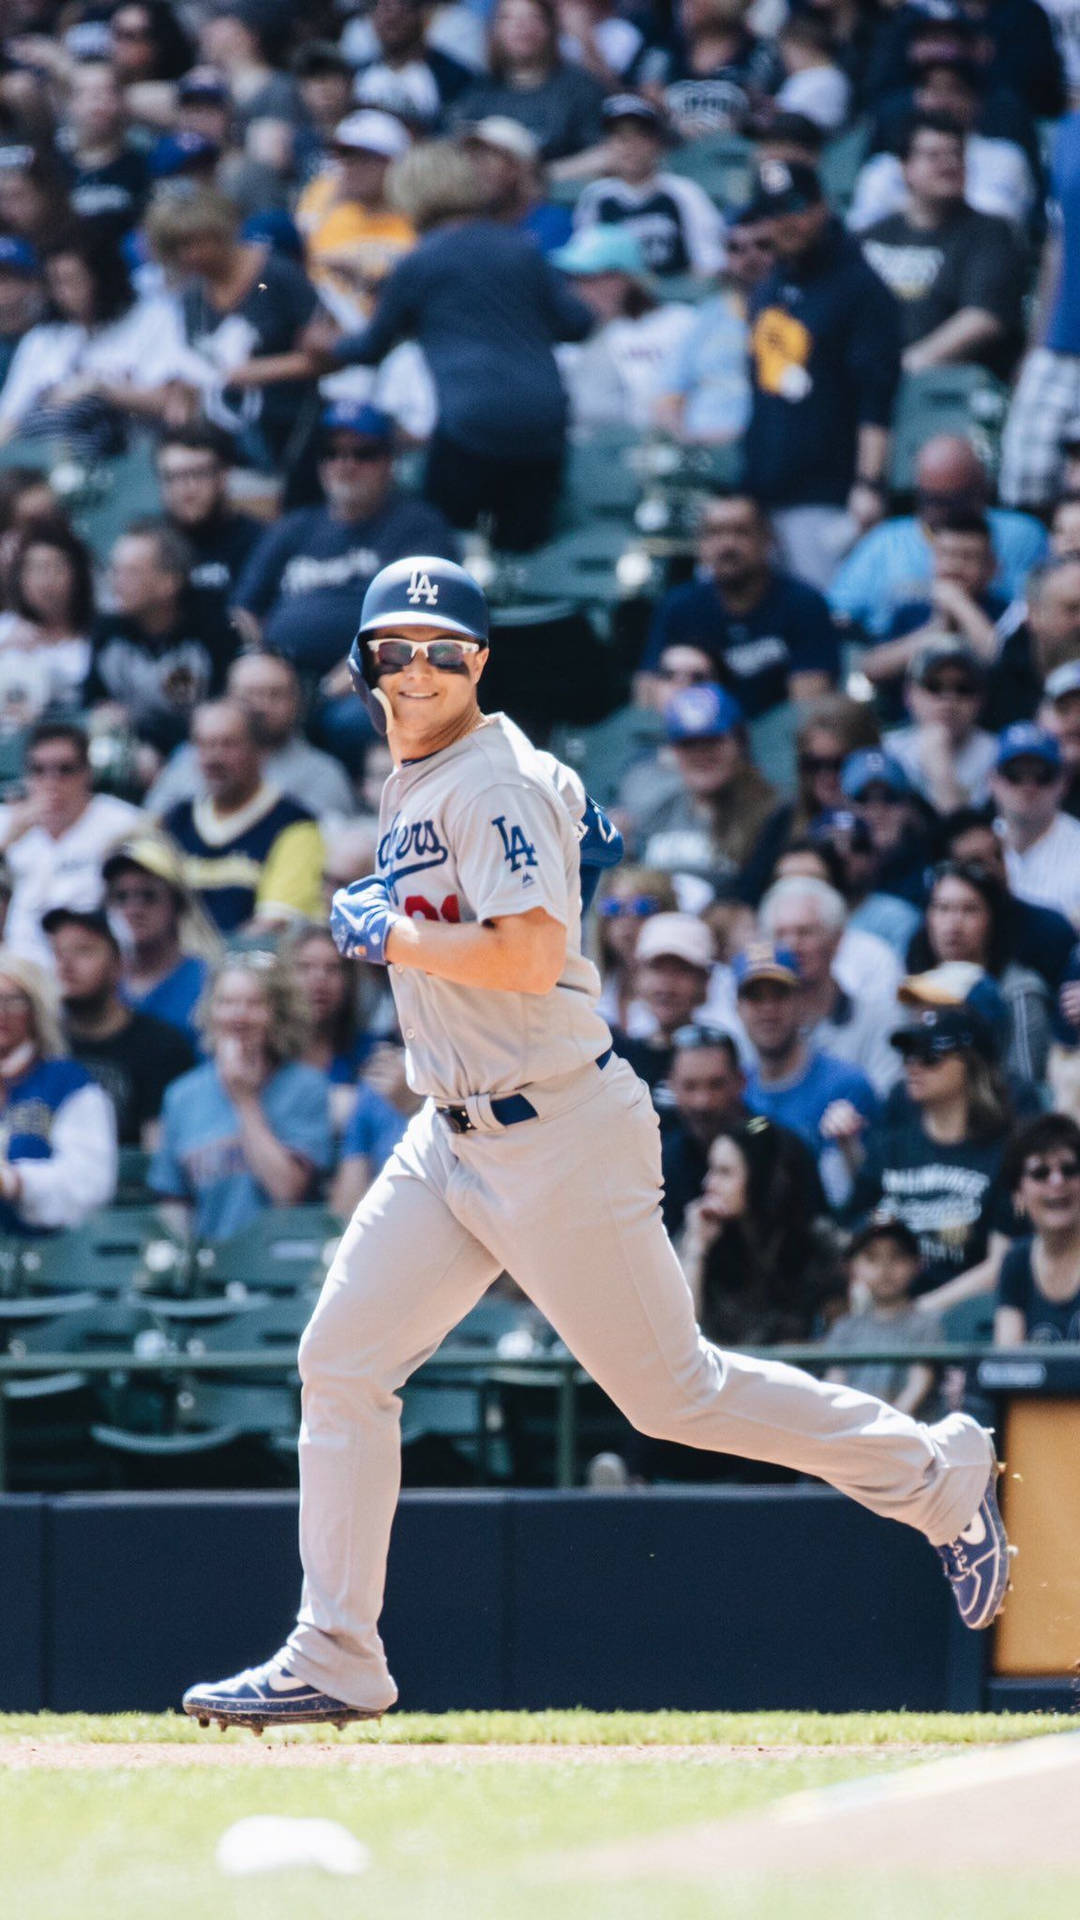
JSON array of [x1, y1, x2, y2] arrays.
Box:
[[377, 712, 611, 1102]]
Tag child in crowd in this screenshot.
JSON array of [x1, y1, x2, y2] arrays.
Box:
[[572, 94, 725, 278], [822, 1214, 941, 1416]]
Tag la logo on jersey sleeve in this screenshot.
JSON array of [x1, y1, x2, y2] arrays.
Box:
[[492, 815, 538, 886]]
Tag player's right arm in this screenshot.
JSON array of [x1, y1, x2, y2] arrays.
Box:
[[387, 904, 566, 995]]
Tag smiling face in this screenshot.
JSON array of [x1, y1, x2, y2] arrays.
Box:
[[367, 621, 488, 758], [1019, 1146, 1080, 1236]]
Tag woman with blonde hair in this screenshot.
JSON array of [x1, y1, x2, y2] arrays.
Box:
[[792, 693, 880, 837], [103, 835, 222, 1049], [149, 952, 333, 1240], [325, 138, 594, 548], [453, 0, 606, 160], [0, 948, 116, 1233]]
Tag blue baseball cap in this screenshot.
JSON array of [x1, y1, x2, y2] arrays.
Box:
[[149, 131, 221, 179], [551, 225, 648, 278], [0, 235, 37, 275], [733, 942, 801, 992], [319, 401, 394, 442], [664, 682, 744, 743], [241, 209, 303, 259], [995, 722, 1062, 772], [840, 748, 911, 800]]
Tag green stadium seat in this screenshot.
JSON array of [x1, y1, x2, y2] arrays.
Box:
[[666, 133, 754, 210], [3, 1299, 167, 1403], [114, 1146, 154, 1207], [499, 523, 655, 611], [819, 120, 871, 214], [92, 1379, 300, 1458], [182, 1296, 310, 1366], [889, 368, 1009, 493], [940, 1296, 996, 1345], [191, 1206, 345, 1297], [17, 1208, 189, 1301], [549, 703, 665, 810], [561, 431, 643, 523]]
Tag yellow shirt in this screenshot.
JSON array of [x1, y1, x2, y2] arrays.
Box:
[[296, 172, 415, 319]]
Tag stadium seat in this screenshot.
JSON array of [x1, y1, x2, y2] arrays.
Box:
[[17, 1208, 189, 1301], [191, 1207, 345, 1298], [889, 368, 1009, 493], [114, 1146, 154, 1207], [940, 1296, 996, 1346], [819, 120, 871, 214], [549, 703, 666, 809], [561, 431, 644, 524], [92, 1379, 300, 1458], [499, 523, 655, 611], [666, 132, 755, 210]]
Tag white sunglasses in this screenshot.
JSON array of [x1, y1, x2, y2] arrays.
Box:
[[366, 637, 482, 672]]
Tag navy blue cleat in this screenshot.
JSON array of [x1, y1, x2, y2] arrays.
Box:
[[182, 1653, 380, 1735], [936, 1462, 1015, 1631]]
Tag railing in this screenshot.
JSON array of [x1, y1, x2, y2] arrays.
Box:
[[2, 1342, 1072, 1495]]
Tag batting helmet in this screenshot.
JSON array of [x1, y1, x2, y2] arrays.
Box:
[[348, 556, 489, 735]]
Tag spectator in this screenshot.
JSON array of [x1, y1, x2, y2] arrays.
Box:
[[0, 948, 116, 1233], [86, 520, 234, 755], [154, 425, 262, 610], [859, 508, 1007, 717], [594, 865, 677, 1034], [0, 238, 42, 390], [625, 683, 792, 899], [859, 114, 1023, 379], [330, 141, 593, 549], [296, 110, 414, 329], [102, 835, 218, 1048], [774, 14, 851, 132], [144, 185, 331, 489], [659, 1023, 751, 1232], [109, 0, 194, 86], [459, 116, 572, 254], [791, 693, 880, 835], [161, 699, 324, 934], [849, 56, 1036, 236], [147, 650, 357, 823], [992, 723, 1080, 926], [996, 1112, 1080, 1344], [0, 518, 93, 709], [744, 159, 901, 591], [280, 921, 373, 1133], [0, 721, 140, 968], [330, 1043, 418, 1216], [551, 225, 696, 431], [851, 1003, 1014, 1312], [44, 905, 195, 1147], [0, 144, 73, 256], [805, 806, 923, 960], [864, 0, 1064, 124], [883, 641, 997, 811], [993, 555, 1080, 727], [736, 940, 878, 1207], [197, 0, 302, 171], [840, 748, 932, 906], [0, 221, 197, 454], [822, 1215, 939, 1414], [1051, 493, 1080, 558], [760, 875, 902, 1094], [830, 433, 1048, 639], [609, 911, 713, 1092], [232, 400, 456, 674], [150, 952, 333, 1240], [906, 861, 1053, 1087], [348, 0, 476, 132], [652, 210, 768, 445], [555, 0, 660, 92], [660, 0, 783, 141], [291, 43, 354, 158], [452, 0, 606, 161], [679, 1115, 839, 1345], [942, 804, 1077, 995], [1000, 109, 1080, 512], [572, 95, 724, 278], [58, 59, 149, 239], [1040, 659, 1080, 816], [771, 836, 906, 996], [640, 494, 840, 720]]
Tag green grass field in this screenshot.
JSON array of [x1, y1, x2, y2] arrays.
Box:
[[2, 1710, 1076, 1920]]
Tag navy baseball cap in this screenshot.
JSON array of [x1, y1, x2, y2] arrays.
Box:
[[602, 94, 666, 133], [733, 942, 801, 992], [241, 209, 303, 259], [746, 158, 823, 218], [890, 1004, 997, 1062], [846, 1210, 922, 1263], [664, 682, 744, 743], [150, 131, 221, 179], [841, 748, 911, 800], [177, 65, 230, 102], [0, 235, 37, 275], [995, 722, 1062, 772], [41, 906, 119, 951], [320, 401, 393, 442], [909, 639, 985, 686]]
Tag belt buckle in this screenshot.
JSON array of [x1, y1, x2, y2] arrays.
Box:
[[443, 1106, 473, 1135]]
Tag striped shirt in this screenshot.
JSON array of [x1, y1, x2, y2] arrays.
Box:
[[1003, 812, 1080, 926]]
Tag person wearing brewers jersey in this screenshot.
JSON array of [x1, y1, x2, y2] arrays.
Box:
[[572, 95, 724, 280], [183, 555, 1014, 1733]]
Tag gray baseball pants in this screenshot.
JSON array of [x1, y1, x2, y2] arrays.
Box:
[[286, 1054, 992, 1712]]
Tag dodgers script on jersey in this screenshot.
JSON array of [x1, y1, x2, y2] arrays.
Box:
[[377, 713, 611, 1103]]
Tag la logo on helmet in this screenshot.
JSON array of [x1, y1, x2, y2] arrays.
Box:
[[406, 569, 439, 605]]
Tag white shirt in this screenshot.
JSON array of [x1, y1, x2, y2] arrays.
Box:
[[0, 613, 89, 710], [848, 137, 1036, 235], [15, 1081, 117, 1229], [558, 305, 696, 431], [574, 172, 726, 276], [0, 297, 201, 433], [1, 793, 143, 967], [1003, 811, 1080, 925], [884, 724, 998, 807], [775, 64, 851, 132]]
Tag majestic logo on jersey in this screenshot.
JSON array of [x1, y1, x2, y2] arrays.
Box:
[[378, 813, 450, 891], [492, 816, 538, 880], [406, 568, 439, 606]]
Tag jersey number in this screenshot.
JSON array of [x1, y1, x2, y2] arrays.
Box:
[[403, 893, 460, 922]]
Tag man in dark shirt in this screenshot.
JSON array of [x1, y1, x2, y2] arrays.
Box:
[[44, 907, 195, 1147], [59, 60, 150, 238], [641, 492, 840, 718], [87, 520, 235, 754], [233, 401, 457, 674], [351, 0, 474, 130], [745, 158, 901, 590], [155, 425, 262, 613], [860, 113, 1023, 380], [0, 238, 41, 390], [659, 1025, 748, 1232]]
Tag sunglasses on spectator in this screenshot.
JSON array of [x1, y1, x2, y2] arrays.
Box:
[[598, 894, 663, 918], [799, 753, 845, 775], [27, 757, 82, 777], [159, 460, 220, 484], [673, 1022, 735, 1051], [893, 1034, 961, 1066], [366, 637, 481, 672], [923, 677, 978, 698], [997, 763, 1058, 788], [322, 441, 388, 463], [1023, 1157, 1080, 1183]]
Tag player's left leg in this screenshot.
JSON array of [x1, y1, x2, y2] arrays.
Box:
[[473, 1058, 1009, 1626]]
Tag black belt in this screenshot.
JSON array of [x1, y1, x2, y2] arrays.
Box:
[[437, 1047, 612, 1135]]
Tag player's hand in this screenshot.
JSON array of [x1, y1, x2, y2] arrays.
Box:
[[331, 876, 400, 967]]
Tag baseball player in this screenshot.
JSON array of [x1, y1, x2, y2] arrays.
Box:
[[184, 556, 1012, 1734]]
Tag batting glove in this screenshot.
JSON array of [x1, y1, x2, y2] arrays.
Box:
[[330, 876, 400, 967]]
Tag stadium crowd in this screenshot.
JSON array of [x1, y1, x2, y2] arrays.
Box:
[[3, 0, 1080, 1484]]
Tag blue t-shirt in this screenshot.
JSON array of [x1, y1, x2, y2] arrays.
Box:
[[341, 1084, 409, 1173], [123, 955, 209, 1050], [520, 201, 573, 255], [745, 1049, 878, 1210], [149, 1060, 333, 1241], [1047, 113, 1080, 353], [643, 570, 840, 717]]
